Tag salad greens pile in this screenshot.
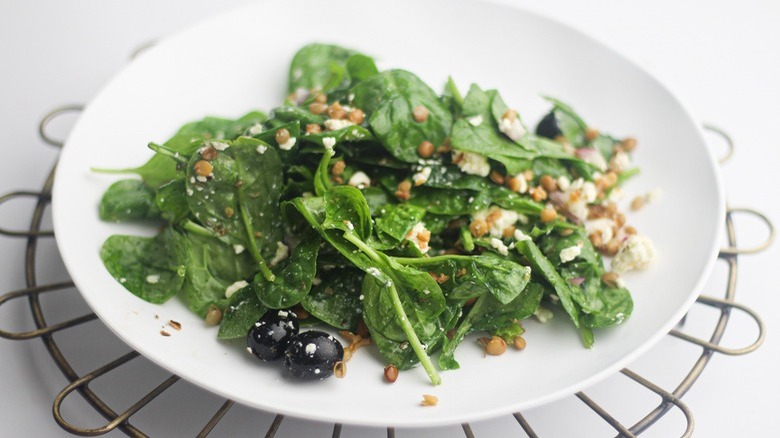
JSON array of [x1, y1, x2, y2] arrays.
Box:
[[96, 43, 641, 385]]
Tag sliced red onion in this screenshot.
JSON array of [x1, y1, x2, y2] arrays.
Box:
[[568, 277, 585, 286]]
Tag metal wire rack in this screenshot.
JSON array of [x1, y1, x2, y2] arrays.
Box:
[[0, 65, 774, 437]]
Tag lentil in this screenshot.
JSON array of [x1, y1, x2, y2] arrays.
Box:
[[348, 108, 365, 124], [275, 128, 290, 145], [485, 336, 507, 355], [412, 105, 429, 122], [308, 102, 327, 114], [540, 207, 557, 223], [418, 140, 434, 157], [539, 174, 557, 192], [204, 305, 222, 326], [384, 364, 399, 383], [305, 123, 322, 134], [194, 160, 213, 177], [513, 336, 527, 350]]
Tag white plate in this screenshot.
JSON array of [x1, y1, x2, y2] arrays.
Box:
[[52, 0, 724, 427]]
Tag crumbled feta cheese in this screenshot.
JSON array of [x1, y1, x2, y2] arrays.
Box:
[[256, 144, 267, 154], [568, 200, 588, 222], [291, 86, 307, 104], [366, 267, 382, 278], [412, 166, 432, 186], [322, 137, 336, 156], [611, 235, 656, 273], [534, 306, 554, 323], [405, 222, 430, 254], [278, 310, 289, 318], [467, 115, 484, 126], [509, 174, 528, 193], [581, 181, 598, 203], [196, 175, 208, 183], [559, 244, 582, 263], [305, 343, 317, 355], [608, 187, 624, 202], [247, 123, 264, 136], [348, 171, 371, 188], [472, 206, 520, 238], [344, 220, 355, 231], [490, 238, 509, 256], [278, 137, 297, 151], [312, 277, 322, 286], [233, 244, 245, 255], [585, 218, 615, 243], [610, 150, 631, 172], [557, 175, 571, 191], [145, 275, 160, 284], [453, 150, 491, 177], [269, 241, 290, 267], [514, 228, 531, 242], [225, 280, 248, 298], [498, 116, 527, 141], [323, 118, 354, 131], [210, 141, 230, 151]]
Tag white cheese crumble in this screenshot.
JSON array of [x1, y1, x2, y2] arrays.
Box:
[[269, 241, 290, 267], [247, 123, 264, 136], [225, 280, 248, 298], [348, 171, 371, 188], [196, 175, 208, 183], [490, 238, 509, 256], [585, 218, 615, 243], [467, 115, 484, 126], [291, 86, 307, 104], [453, 150, 490, 177], [611, 235, 656, 273], [557, 175, 571, 191], [472, 206, 520, 238], [322, 137, 336, 156], [514, 228, 531, 242], [323, 118, 355, 131], [581, 181, 598, 203], [509, 174, 528, 193], [233, 244, 245, 255], [344, 220, 355, 231], [534, 306, 554, 323], [210, 141, 230, 151], [498, 116, 527, 141], [305, 343, 317, 355], [412, 166, 432, 186], [145, 275, 160, 284], [256, 144, 267, 154], [279, 137, 297, 151], [559, 244, 583, 263], [405, 222, 430, 254], [610, 150, 631, 172]]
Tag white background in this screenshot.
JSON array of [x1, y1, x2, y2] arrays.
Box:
[[0, 1, 777, 437]]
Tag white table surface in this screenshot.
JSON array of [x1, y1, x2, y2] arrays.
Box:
[[1, 1, 777, 437]]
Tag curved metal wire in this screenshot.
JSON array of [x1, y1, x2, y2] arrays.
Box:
[[703, 124, 735, 164], [0, 110, 770, 437], [38, 105, 84, 148], [720, 207, 775, 255]]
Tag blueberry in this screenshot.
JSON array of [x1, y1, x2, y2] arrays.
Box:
[[535, 110, 562, 139], [284, 330, 344, 380], [246, 309, 299, 361]]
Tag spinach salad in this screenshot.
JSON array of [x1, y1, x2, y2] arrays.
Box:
[[95, 43, 655, 385]]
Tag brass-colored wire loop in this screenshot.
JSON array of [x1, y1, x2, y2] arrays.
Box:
[[38, 104, 84, 148], [0, 191, 53, 237], [703, 124, 735, 164], [720, 208, 775, 255], [669, 295, 766, 355]]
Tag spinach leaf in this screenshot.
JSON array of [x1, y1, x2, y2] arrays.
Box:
[[394, 253, 532, 305], [217, 286, 268, 340], [322, 185, 373, 240], [346, 54, 379, 83], [301, 268, 363, 330], [99, 179, 161, 222], [186, 137, 284, 280], [288, 43, 358, 93], [373, 203, 426, 244], [180, 233, 255, 316], [351, 70, 452, 163], [100, 228, 186, 304], [253, 235, 320, 309], [438, 282, 544, 370], [155, 180, 189, 223]]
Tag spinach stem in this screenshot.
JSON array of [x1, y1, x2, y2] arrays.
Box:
[[343, 231, 382, 264], [385, 278, 442, 385], [148, 142, 189, 165], [182, 220, 217, 238], [343, 231, 441, 385], [393, 253, 474, 265], [238, 202, 275, 282]]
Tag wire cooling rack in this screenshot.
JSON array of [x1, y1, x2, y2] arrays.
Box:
[[0, 55, 773, 436]]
